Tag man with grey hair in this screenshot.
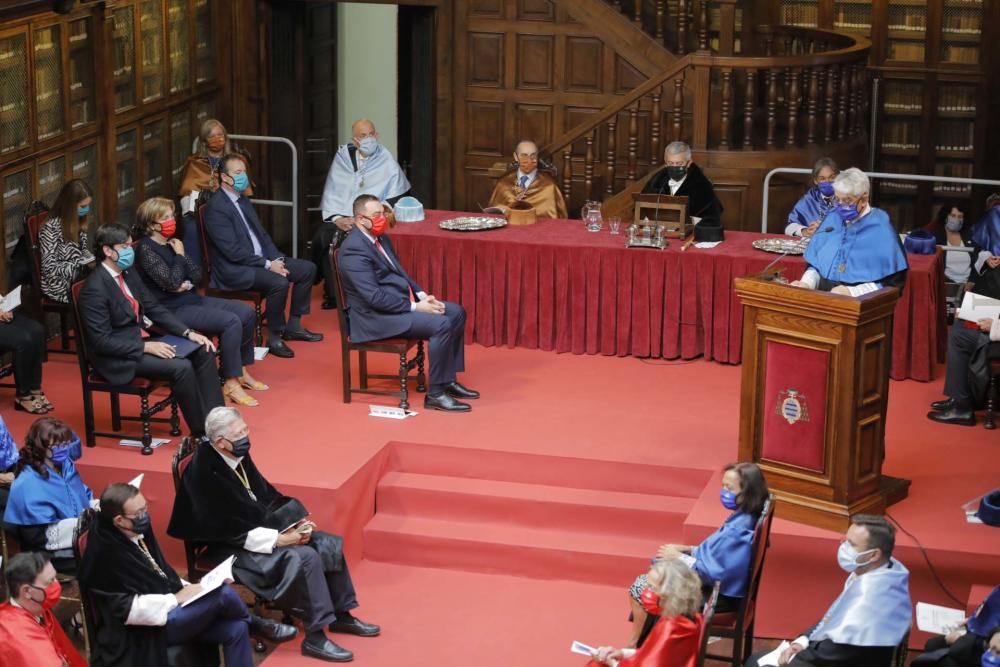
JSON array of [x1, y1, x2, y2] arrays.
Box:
[[641, 140, 723, 224], [169, 407, 379, 663], [792, 167, 908, 297]]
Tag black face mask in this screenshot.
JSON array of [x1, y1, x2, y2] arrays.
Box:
[[666, 166, 688, 181], [229, 436, 251, 458], [128, 513, 151, 536]]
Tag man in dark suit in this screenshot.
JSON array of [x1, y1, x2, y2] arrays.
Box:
[[203, 153, 321, 358], [641, 140, 723, 225], [77, 223, 224, 437], [336, 194, 479, 412]]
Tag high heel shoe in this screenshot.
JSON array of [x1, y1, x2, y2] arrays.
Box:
[[30, 391, 53, 411], [239, 375, 269, 391], [15, 396, 48, 414], [224, 386, 259, 407]]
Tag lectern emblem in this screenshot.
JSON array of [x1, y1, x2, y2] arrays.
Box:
[[776, 388, 810, 425]]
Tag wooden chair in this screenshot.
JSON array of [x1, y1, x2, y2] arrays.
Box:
[[69, 280, 181, 455], [704, 494, 776, 666], [984, 360, 1000, 429], [892, 630, 910, 667], [26, 211, 75, 354], [171, 436, 267, 653], [695, 581, 721, 667], [330, 247, 426, 410], [195, 205, 265, 346]]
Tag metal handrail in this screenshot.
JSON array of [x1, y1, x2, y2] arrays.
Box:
[[761, 168, 1000, 233], [192, 134, 299, 258]]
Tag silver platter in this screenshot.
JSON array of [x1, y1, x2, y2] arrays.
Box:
[[752, 238, 808, 255], [439, 216, 508, 232]]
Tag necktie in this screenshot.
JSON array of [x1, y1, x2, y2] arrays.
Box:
[[519, 175, 528, 189], [116, 273, 149, 338], [236, 198, 264, 257], [137, 538, 168, 579], [375, 239, 415, 303]]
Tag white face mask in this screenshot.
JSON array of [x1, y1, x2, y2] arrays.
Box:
[[837, 540, 877, 572], [358, 136, 378, 155], [945, 216, 963, 232]]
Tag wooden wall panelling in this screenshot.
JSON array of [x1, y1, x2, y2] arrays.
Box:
[[565, 36, 603, 93], [515, 34, 554, 90], [468, 32, 504, 87]]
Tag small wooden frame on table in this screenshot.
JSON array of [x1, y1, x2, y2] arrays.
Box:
[[628, 194, 690, 249]]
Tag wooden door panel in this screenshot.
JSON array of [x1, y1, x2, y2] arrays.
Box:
[[468, 32, 505, 88]]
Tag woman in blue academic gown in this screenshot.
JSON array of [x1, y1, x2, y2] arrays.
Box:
[[625, 462, 769, 647], [791, 167, 909, 297], [912, 585, 1000, 666], [0, 414, 19, 513], [3, 417, 90, 573], [785, 158, 839, 237]]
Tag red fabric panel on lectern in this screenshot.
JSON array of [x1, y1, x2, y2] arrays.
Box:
[[761, 341, 829, 471]]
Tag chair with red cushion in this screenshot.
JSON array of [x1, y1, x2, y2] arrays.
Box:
[[695, 581, 720, 667], [330, 246, 425, 409], [69, 280, 180, 455], [196, 205, 264, 346], [26, 211, 75, 354], [704, 494, 776, 666]]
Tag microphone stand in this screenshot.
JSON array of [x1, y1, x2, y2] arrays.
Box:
[[760, 227, 834, 280]]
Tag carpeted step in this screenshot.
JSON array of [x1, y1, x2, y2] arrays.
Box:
[[376, 471, 693, 541], [363, 513, 657, 586]]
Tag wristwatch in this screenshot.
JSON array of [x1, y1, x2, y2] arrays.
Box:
[[182, 329, 192, 339]]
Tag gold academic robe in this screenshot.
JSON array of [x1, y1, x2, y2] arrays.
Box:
[[488, 171, 568, 219], [178, 155, 254, 198]]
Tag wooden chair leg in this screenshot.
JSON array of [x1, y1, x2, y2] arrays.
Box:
[[986, 376, 998, 430], [110, 392, 122, 430], [399, 352, 410, 410], [359, 351, 369, 390], [59, 311, 71, 351], [83, 389, 96, 447], [140, 394, 153, 456], [169, 399, 181, 436], [416, 341, 427, 391], [254, 303, 264, 347], [342, 346, 352, 404]]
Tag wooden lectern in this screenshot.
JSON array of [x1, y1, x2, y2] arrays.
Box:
[[734, 275, 910, 531]]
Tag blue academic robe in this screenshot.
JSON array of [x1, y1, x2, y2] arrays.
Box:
[[803, 207, 909, 287], [971, 207, 1000, 256], [319, 143, 411, 220], [3, 458, 92, 526], [0, 415, 18, 472], [787, 186, 836, 234], [691, 511, 755, 598], [809, 558, 911, 646], [967, 584, 1000, 636]]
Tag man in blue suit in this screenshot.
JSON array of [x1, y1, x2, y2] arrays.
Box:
[[203, 154, 321, 358], [336, 194, 479, 412]]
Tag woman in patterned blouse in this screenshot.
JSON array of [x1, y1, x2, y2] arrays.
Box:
[[39, 179, 96, 303]]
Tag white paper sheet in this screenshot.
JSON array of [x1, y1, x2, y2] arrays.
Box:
[[694, 241, 722, 249], [915, 602, 966, 634], [569, 641, 596, 657], [119, 438, 170, 449], [253, 346, 269, 361], [756, 641, 790, 667], [181, 555, 235, 607], [129, 473, 144, 489], [957, 292, 1000, 323], [0, 285, 22, 312]]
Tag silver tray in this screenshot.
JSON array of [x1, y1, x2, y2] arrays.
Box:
[[439, 216, 508, 232], [752, 238, 808, 255]]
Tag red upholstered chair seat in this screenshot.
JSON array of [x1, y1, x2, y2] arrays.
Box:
[[710, 612, 737, 628], [87, 372, 160, 389]]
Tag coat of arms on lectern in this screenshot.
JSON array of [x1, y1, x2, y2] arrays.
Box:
[[775, 388, 810, 425]]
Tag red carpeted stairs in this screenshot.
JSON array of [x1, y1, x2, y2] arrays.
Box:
[[363, 445, 713, 586]]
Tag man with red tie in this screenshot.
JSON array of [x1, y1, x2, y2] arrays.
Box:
[[77, 223, 224, 437], [336, 195, 479, 412]]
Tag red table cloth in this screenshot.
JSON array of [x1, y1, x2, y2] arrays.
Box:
[[388, 211, 946, 381]]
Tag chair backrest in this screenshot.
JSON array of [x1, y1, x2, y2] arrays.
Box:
[[696, 581, 721, 667], [195, 205, 213, 289], [172, 436, 203, 579], [892, 629, 910, 667], [328, 247, 352, 341], [72, 508, 102, 635], [734, 494, 776, 626], [25, 211, 49, 297], [68, 280, 93, 378]]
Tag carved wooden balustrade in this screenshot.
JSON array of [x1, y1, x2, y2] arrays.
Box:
[[541, 25, 871, 211]]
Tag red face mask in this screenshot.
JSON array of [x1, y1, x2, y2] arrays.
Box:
[[369, 214, 388, 237], [29, 579, 62, 610], [639, 586, 661, 615], [159, 218, 177, 238]]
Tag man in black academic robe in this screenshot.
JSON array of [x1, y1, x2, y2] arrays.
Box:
[[78, 482, 296, 667], [641, 140, 724, 225], [167, 407, 380, 663]]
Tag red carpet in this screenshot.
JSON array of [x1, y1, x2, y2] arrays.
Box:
[[3, 294, 998, 665]]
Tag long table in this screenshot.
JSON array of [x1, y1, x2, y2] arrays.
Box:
[[389, 211, 946, 381]]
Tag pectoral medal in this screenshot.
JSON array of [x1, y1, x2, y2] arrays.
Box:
[[838, 263, 846, 273]]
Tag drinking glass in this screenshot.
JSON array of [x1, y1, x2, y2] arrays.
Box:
[[608, 217, 621, 234]]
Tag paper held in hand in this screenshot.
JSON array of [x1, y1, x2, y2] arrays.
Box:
[[0, 285, 22, 312], [181, 555, 236, 607], [957, 292, 1000, 323], [570, 641, 596, 657], [915, 602, 966, 634], [756, 640, 791, 667]]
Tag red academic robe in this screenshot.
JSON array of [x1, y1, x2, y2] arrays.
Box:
[[587, 613, 703, 667], [0, 601, 87, 667]]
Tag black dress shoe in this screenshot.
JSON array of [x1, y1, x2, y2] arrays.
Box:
[[927, 408, 976, 426], [445, 381, 480, 400], [424, 392, 471, 412], [301, 636, 354, 662], [329, 615, 380, 637], [930, 398, 954, 411], [282, 328, 324, 342], [249, 615, 298, 643], [321, 298, 337, 310], [268, 339, 295, 358]]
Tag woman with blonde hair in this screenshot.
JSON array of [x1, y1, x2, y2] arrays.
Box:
[[589, 559, 704, 667], [178, 118, 253, 214], [39, 178, 96, 302], [133, 197, 267, 406]]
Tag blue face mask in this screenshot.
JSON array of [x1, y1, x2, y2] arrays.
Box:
[[818, 181, 835, 197], [836, 202, 861, 223], [231, 173, 250, 193], [78, 205, 91, 217], [50, 445, 71, 465], [720, 488, 739, 510], [982, 650, 1000, 667], [359, 136, 379, 155], [115, 246, 135, 270]]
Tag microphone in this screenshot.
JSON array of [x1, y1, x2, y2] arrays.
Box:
[[761, 227, 834, 278]]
